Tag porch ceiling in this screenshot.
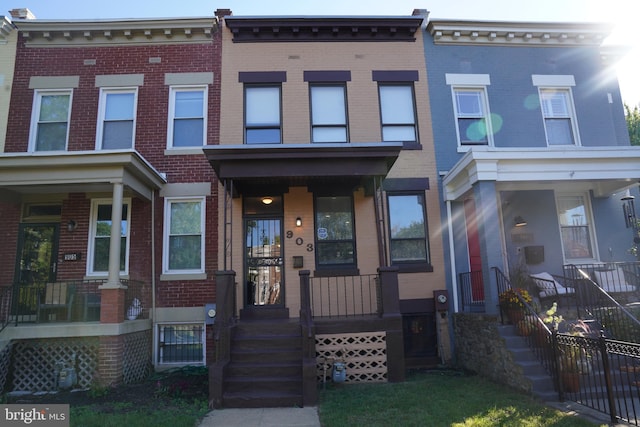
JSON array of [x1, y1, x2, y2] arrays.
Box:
[[442, 146, 640, 201], [0, 150, 166, 202], [203, 142, 402, 193]]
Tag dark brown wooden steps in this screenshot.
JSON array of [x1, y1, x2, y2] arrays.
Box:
[[222, 318, 304, 408]]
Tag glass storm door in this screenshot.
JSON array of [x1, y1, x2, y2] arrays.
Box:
[[14, 223, 59, 316], [245, 218, 283, 306]]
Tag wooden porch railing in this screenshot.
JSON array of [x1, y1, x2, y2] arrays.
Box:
[[308, 273, 381, 318], [210, 270, 236, 409]]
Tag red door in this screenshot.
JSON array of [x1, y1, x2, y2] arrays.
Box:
[[464, 199, 484, 301]]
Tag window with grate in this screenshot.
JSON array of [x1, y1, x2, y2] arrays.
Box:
[[158, 323, 205, 364]]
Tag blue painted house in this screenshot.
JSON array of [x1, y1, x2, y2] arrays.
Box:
[[423, 18, 640, 313]]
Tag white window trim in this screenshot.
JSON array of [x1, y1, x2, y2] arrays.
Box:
[[155, 322, 206, 366], [162, 197, 206, 275], [531, 74, 575, 87], [537, 86, 581, 147], [28, 89, 73, 152], [95, 87, 138, 150], [86, 198, 132, 277], [555, 192, 599, 264], [449, 86, 494, 149], [166, 85, 208, 149], [445, 74, 492, 151]]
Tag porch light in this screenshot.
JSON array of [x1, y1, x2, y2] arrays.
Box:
[[295, 217, 302, 227], [261, 197, 273, 205], [514, 216, 527, 227], [67, 219, 77, 232]]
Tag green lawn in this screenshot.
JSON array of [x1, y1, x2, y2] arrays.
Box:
[[318, 371, 606, 427]]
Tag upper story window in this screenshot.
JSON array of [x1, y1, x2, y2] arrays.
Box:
[[245, 85, 281, 144], [168, 86, 207, 148], [163, 197, 205, 274], [388, 193, 429, 264], [88, 199, 130, 276], [556, 193, 596, 261], [378, 84, 417, 143], [532, 75, 579, 146], [29, 90, 72, 152], [445, 74, 492, 147], [314, 195, 356, 270], [373, 70, 420, 145], [310, 84, 348, 143], [97, 88, 137, 149]]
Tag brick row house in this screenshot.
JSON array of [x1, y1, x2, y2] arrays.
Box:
[[0, 10, 221, 389], [0, 6, 637, 410]]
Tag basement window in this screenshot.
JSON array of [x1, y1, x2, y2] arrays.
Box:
[[157, 323, 205, 365]]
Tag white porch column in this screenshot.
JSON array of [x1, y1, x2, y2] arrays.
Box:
[[104, 181, 125, 289]]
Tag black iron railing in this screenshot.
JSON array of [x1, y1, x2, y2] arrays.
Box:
[[458, 270, 485, 312], [1, 278, 149, 326]]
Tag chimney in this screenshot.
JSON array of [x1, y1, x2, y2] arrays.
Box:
[[215, 9, 232, 19], [412, 9, 429, 18], [9, 8, 36, 20]]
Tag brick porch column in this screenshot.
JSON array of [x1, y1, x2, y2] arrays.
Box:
[[98, 335, 125, 387], [99, 287, 126, 323]]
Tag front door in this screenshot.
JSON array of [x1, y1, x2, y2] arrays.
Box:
[[14, 223, 59, 317], [245, 218, 283, 306]]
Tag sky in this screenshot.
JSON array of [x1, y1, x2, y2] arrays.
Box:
[[7, 0, 640, 106]]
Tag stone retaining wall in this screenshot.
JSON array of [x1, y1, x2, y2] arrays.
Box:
[[453, 312, 531, 394]]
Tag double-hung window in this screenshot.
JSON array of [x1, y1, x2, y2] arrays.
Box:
[[168, 87, 206, 148], [244, 85, 281, 144], [378, 84, 417, 143], [445, 74, 492, 147], [314, 196, 356, 269], [532, 75, 579, 146], [556, 193, 596, 261], [97, 88, 137, 149], [310, 84, 348, 143], [453, 88, 490, 145], [88, 199, 130, 275], [539, 89, 577, 146], [30, 90, 72, 152], [388, 193, 429, 264], [163, 198, 205, 274]]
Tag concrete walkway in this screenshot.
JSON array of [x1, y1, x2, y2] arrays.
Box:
[[197, 407, 321, 427]]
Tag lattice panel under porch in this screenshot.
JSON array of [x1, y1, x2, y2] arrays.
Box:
[[316, 331, 387, 383], [122, 330, 152, 384], [11, 338, 99, 391], [0, 343, 12, 392]]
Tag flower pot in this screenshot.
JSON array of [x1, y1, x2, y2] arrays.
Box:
[[506, 308, 524, 324]]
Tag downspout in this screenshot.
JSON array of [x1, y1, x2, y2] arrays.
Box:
[[446, 200, 459, 312], [151, 189, 157, 365]]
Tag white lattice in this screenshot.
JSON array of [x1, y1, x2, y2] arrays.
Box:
[[11, 338, 99, 391], [0, 343, 12, 392], [316, 331, 387, 383], [122, 330, 152, 384]]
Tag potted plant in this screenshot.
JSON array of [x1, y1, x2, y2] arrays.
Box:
[[516, 315, 537, 336], [558, 320, 593, 392], [499, 288, 532, 324]]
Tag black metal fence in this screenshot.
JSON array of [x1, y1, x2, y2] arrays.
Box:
[[0, 278, 149, 327]]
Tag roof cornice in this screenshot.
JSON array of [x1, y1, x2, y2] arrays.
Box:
[[0, 16, 16, 42], [224, 15, 423, 43], [427, 19, 612, 47], [14, 17, 217, 47]]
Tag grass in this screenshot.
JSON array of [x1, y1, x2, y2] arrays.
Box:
[[318, 370, 607, 427], [70, 399, 209, 427], [65, 368, 608, 426]]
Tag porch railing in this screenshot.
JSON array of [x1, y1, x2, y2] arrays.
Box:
[[1, 278, 149, 327], [458, 270, 485, 312], [563, 264, 640, 342], [308, 274, 380, 318]]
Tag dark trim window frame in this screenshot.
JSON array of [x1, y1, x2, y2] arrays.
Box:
[[309, 83, 349, 143], [313, 194, 358, 276], [386, 188, 432, 273], [244, 84, 282, 144], [377, 82, 419, 145]]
